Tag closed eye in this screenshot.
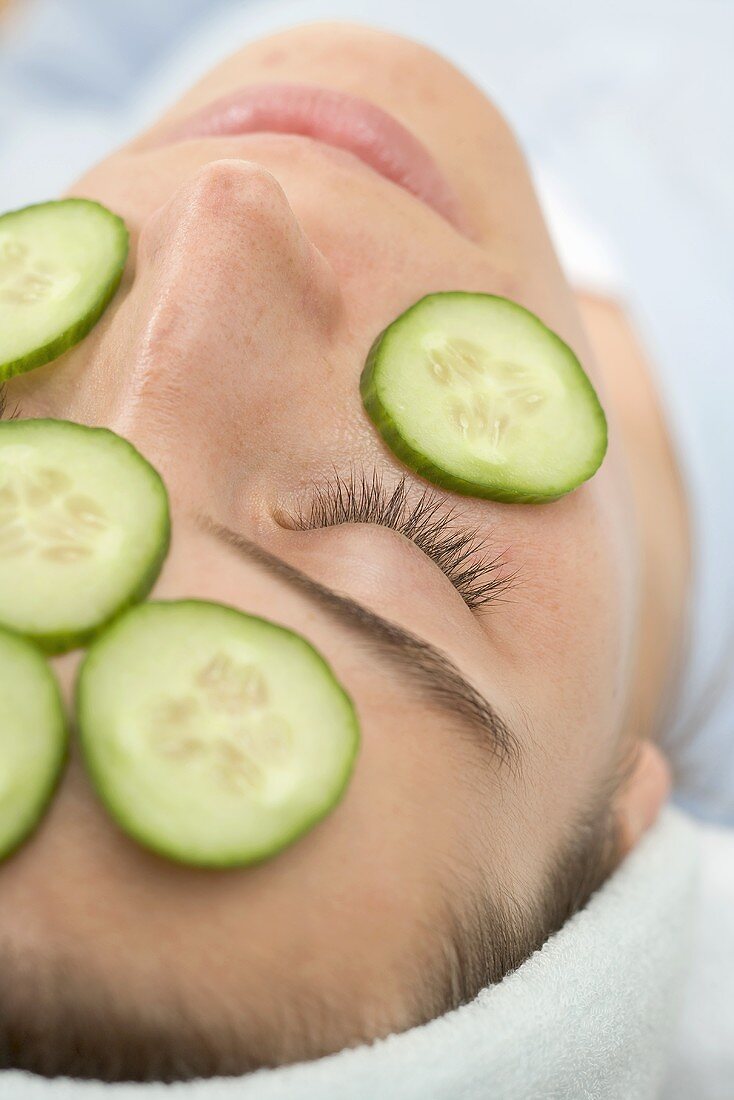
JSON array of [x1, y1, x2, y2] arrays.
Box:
[[288, 467, 516, 611]]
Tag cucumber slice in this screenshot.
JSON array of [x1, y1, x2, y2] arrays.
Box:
[[361, 292, 608, 503], [0, 626, 67, 861], [76, 601, 360, 868], [0, 419, 170, 653], [0, 199, 128, 381]]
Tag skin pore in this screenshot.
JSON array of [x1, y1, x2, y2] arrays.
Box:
[[0, 22, 688, 1080]]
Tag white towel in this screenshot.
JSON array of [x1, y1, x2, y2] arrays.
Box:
[[662, 819, 734, 1100], [1, 806, 707, 1100]]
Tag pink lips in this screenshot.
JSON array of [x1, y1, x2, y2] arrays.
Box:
[[153, 82, 471, 234]]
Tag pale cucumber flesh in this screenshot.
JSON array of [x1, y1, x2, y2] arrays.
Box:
[[361, 292, 607, 503], [0, 419, 170, 653], [76, 601, 360, 868], [0, 199, 129, 381], [0, 626, 67, 861]]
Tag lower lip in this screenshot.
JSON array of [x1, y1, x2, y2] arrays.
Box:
[[151, 82, 471, 235]]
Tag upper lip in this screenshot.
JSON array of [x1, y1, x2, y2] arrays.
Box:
[[148, 82, 472, 235]]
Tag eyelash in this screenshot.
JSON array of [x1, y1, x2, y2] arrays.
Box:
[[0, 384, 18, 422], [0, 387, 512, 610], [0, 385, 22, 422], [291, 468, 514, 611]]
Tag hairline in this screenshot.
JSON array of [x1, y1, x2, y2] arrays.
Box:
[[431, 755, 625, 1015], [0, 708, 627, 1083]]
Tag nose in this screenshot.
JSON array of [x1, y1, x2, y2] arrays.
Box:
[[109, 159, 342, 503]]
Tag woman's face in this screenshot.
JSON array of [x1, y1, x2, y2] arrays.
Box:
[[0, 21, 652, 1079]]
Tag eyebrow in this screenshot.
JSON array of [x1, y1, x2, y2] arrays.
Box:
[[199, 518, 522, 773]]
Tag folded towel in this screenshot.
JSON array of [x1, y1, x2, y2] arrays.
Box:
[[662, 819, 734, 1100], [1, 806, 702, 1100]]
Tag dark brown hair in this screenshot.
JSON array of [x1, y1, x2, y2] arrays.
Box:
[[417, 764, 626, 1022], [0, 746, 632, 1083]]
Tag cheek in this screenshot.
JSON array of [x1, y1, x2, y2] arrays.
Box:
[[67, 154, 184, 244], [493, 478, 637, 751]]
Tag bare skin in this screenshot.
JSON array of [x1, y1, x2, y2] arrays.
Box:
[[0, 22, 686, 1073]]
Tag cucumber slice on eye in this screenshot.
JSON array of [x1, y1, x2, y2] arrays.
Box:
[[0, 419, 170, 653], [360, 292, 608, 503], [0, 199, 129, 381], [0, 626, 67, 861], [76, 601, 360, 868]]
